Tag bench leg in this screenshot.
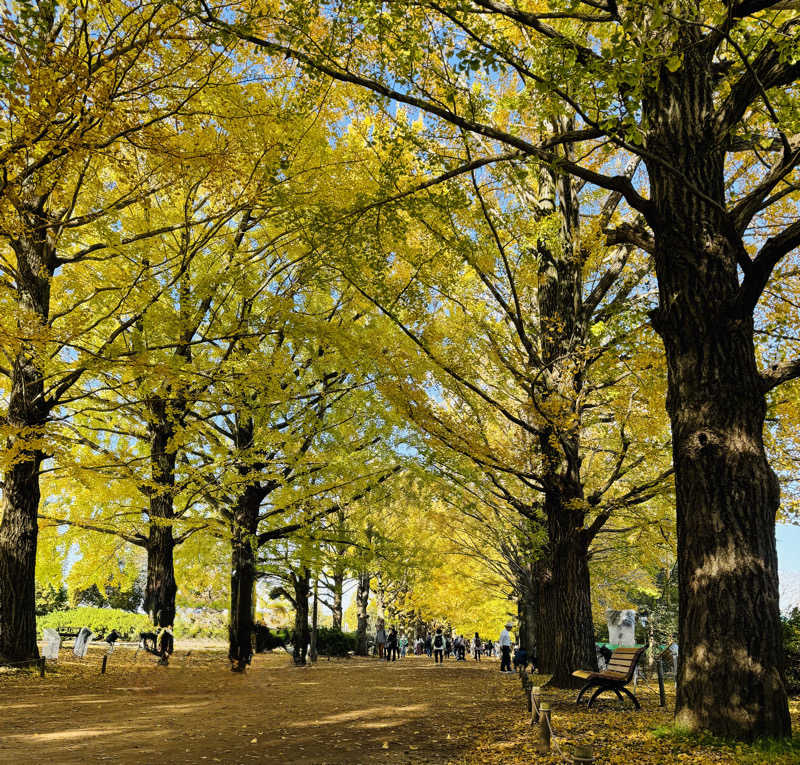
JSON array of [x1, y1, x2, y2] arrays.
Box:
[[576, 682, 593, 705], [587, 685, 607, 708], [619, 685, 641, 710]]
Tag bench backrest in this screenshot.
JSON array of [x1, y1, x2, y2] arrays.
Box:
[[605, 646, 645, 681]]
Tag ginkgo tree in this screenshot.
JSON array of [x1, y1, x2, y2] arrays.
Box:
[[32, 38, 314, 631], [295, 109, 674, 685], [201, 0, 800, 737], [0, 0, 233, 663]]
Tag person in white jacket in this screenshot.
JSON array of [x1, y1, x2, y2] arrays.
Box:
[[499, 621, 513, 673]]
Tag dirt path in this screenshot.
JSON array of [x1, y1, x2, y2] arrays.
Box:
[[0, 648, 521, 764]]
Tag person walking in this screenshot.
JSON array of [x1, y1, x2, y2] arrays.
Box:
[[472, 632, 482, 661], [499, 621, 513, 673], [399, 631, 408, 658], [386, 625, 399, 661], [375, 620, 386, 659], [424, 633, 432, 657], [432, 628, 445, 663]]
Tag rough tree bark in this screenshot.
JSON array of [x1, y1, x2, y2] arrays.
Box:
[[531, 498, 596, 686], [0, 210, 54, 662], [0, 458, 44, 663], [292, 569, 311, 666], [516, 589, 537, 659], [229, 483, 261, 670], [643, 45, 789, 738], [310, 577, 319, 662], [527, 157, 598, 685], [331, 570, 344, 631], [142, 399, 179, 626], [375, 576, 385, 621], [355, 571, 370, 656]]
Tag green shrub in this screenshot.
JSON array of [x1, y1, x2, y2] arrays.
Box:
[[173, 609, 227, 640], [782, 608, 800, 694], [35, 583, 69, 616], [254, 624, 290, 652], [315, 627, 358, 657], [37, 607, 151, 640]]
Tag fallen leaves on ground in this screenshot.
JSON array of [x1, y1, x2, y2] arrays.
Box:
[[1, 649, 799, 764]]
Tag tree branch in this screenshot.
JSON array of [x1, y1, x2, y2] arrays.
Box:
[[733, 217, 800, 318], [197, 5, 654, 220]]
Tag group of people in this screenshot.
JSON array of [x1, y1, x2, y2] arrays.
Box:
[[418, 629, 492, 662], [374, 622, 410, 661], [374, 618, 533, 674]]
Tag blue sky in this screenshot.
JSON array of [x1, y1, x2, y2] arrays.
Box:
[[778, 523, 800, 573]]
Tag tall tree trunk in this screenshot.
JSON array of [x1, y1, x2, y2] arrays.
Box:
[[643, 53, 790, 738], [0, 220, 54, 662], [144, 523, 176, 627], [355, 571, 370, 656], [516, 589, 537, 658], [375, 575, 385, 620], [0, 457, 43, 662], [533, 497, 596, 686], [310, 577, 318, 662], [331, 570, 344, 630], [143, 403, 179, 626], [228, 485, 260, 670], [523, 157, 596, 687], [292, 569, 310, 666]]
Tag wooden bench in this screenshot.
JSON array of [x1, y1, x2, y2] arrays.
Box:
[[572, 646, 645, 709]]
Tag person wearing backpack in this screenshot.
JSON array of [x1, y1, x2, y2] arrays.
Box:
[[472, 632, 482, 661], [432, 628, 445, 663]]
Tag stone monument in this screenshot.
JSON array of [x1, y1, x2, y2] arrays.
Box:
[[42, 628, 61, 660], [606, 609, 636, 646]]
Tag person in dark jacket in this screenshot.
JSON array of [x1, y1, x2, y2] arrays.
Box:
[[386, 625, 399, 661], [432, 628, 445, 663], [472, 632, 482, 661]]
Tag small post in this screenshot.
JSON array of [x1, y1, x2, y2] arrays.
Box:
[[534, 701, 551, 753], [521, 671, 532, 713], [101, 655, 108, 674], [531, 686, 541, 724], [657, 656, 666, 707], [572, 743, 593, 764], [39, 657, 45, 678]]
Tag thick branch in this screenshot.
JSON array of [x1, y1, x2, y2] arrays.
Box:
[[761, 357, 800, 392], [733, 218, 800, 317], [38, 514, 147, 547]]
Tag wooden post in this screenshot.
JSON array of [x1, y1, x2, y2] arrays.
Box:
[[531, 686, 541, 724], [521, 671, 532, 712], [39, 657, 45, 678], [572, 743, 593, 763], [657, 656, 666, 707], [534, 701, 551, 753], [101, 655, 108, 674]]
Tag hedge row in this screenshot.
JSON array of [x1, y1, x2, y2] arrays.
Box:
[[312, 627, 359, 657], [37, 607, 151, 640], [37, 608, 358, 651]]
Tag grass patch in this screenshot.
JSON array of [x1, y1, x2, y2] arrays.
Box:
[[653, 723, 800, 764]]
